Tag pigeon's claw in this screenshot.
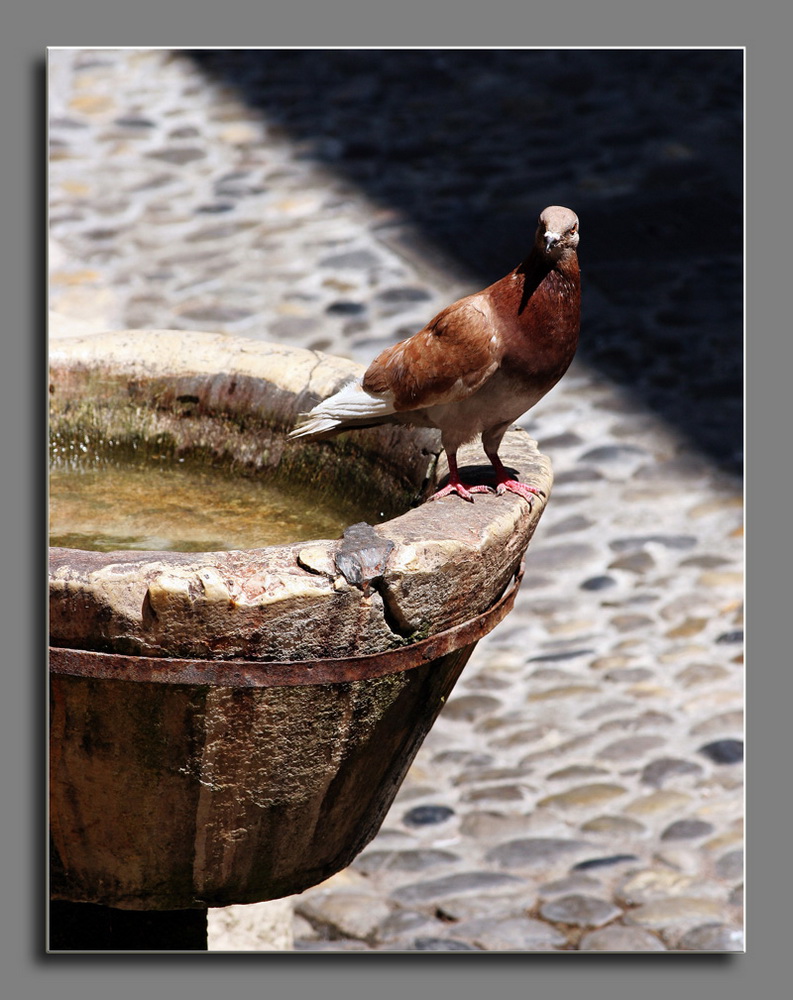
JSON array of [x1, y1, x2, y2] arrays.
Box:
[[494, 479, 546, 505], [428, 481, 476, 503]]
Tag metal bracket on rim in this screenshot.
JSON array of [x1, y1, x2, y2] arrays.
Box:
[[50, 563, 525, 688]]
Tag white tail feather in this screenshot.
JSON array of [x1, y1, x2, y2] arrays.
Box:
[[289, 379, 396, 439]]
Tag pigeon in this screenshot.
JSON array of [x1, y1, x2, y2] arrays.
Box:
[[290, 206, 581, 503]]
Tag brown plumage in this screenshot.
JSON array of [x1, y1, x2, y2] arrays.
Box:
[[290, 206, 581, 502]]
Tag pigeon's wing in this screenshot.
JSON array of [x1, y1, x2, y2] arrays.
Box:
[[362, 296, 501, 412]]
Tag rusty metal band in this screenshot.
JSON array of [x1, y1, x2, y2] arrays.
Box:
[[49, 564, 524, 688]]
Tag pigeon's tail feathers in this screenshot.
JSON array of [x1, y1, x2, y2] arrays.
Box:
[[288, 414, 344, 438], [289, 379, 397, 439]]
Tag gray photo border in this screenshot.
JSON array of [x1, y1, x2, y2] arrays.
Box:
[[5, 1, 784, 997]]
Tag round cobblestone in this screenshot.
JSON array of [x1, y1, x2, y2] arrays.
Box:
[[402, 805, 455, 828], [579, 925, 666, 952], [539, 894, 623, 928], [660, 819, 715, 841], [677, 922, 744, 952]]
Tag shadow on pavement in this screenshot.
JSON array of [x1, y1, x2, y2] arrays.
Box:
[[187, 49, 743, 477]]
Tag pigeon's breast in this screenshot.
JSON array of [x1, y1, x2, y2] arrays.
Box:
[[422, 367, 549, 448]]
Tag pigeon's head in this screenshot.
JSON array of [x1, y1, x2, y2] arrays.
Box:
[[536, 206, 579, 259]]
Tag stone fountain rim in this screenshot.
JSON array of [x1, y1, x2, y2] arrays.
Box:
[[49, 562, 523, 686], [48, 329, 438, 562], [48, 329, 552, 661]]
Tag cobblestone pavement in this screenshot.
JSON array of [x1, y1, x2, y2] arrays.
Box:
[[48, 48, 744, 952]]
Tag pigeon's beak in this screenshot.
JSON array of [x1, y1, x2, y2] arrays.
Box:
[[544, 231, 561, 254]]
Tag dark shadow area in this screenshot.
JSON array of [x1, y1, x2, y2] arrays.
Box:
[[49, 900, 208, 951], [186, 49, 743, 476]]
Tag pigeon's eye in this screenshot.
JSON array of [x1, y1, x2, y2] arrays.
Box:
[[569, 223, 578, 234]]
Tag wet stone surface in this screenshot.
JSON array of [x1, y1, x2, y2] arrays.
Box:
[[50, 49, 743, 952]]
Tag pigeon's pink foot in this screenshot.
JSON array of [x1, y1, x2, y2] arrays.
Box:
[[495, 480, 546, 505], [428, 481, 476, 502], [429, 454, 480, 501]]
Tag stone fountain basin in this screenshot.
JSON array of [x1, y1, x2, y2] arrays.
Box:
[[49, 329, 553, 909]]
